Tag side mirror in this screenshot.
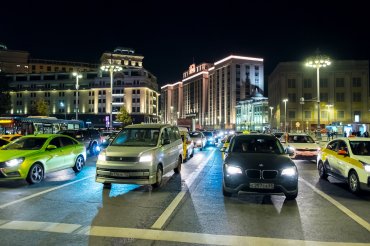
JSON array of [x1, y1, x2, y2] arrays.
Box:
[[285, 148, 294, 156], [338, 149, 347, 156], [46, 145, 57, 150]]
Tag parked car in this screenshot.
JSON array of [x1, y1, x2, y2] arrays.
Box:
[[0, 134, 23, 142], [280, 133, 320, 160], [221, 134, 298, 200], [317, 137, 370, 193], [57, 128, 101, 155], [189, 131, 206, 150], [96, 124, 183, 188], [0, 134, 86, 184], [0, 138, 10, 147], [180, 131, 194, 162]]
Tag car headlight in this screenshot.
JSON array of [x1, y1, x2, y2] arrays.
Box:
[[196, 140, 201, 144], [97, 152, 106, 161], [359, 161, 370, 172], [281, 167, 297, 176], [225, 164, 243, 175], [139, 154, 153, 162], [5, 157, 25, 167]]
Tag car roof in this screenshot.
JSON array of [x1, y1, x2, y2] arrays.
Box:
[[234, 134, 276, 140], [337, 137, 370, 142], [125, 123, 172, 129]]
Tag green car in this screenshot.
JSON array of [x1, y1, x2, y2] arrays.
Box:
[[0, 134, 86, 184]]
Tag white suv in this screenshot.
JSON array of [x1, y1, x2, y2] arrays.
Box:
[[96, 124, 183, 188], [280, 133, 320, 160]]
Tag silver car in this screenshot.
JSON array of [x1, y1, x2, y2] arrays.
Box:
[[96, 124, 183, 188]]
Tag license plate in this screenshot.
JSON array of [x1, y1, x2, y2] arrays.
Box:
[[111, 172, 129, 177], [249, 183, 274, 189]]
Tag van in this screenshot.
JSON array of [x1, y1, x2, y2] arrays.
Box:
[[96, 124, 183, 188]]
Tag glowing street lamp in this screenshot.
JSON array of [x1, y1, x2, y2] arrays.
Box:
[[72, 72, 82, 120], [283, 99, 288, 132], [305, 53, 331, 140], [60, 101, 66, 120], [100, 62, 122, 130]]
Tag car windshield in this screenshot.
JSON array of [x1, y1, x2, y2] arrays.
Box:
[[189, 132, 201, 138], [111, 128, 160, 147], [287, 135, 315, 143], [349, 141, 370, 156], [3, 137, 48, 150], [231, 136, 284, 154], [203, 132, 213, 137]]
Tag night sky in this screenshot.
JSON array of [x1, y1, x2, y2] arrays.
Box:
[[1, 0, 369, 91]]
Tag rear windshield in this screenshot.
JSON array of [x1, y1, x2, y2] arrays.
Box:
[[231, 136, 284, 154], [111, 128, 160, 147], [287, 135, 315, 143]]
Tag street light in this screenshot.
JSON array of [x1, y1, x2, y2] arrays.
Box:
[[305, 53, 331, 140], [60, 101, 66, 120], [72, 72, 82, 120], [100, 62, 122, 130], [170, 106, 174, 124], [283, 99, 288, 132], [269, 106, 274, 129]]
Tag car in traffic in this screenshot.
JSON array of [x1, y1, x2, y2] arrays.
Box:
[[221, 134, 235, 160], [203, 131, 216, 146], [180, 131, 194, 162], [0, 134, 23, 142], [96, 124, 183, 188], [189, 131, 206, 150], [221, 134, 298, 200], [317, 137, 370, 193], [280, 133, 320, 160], [57, 128, 101, 155], [0, 138, 10, 147], [0, 134, 86, 184]]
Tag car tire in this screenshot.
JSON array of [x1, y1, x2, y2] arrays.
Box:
[[318, 161, 328, 179], [348, 171, 360, 194], [285, 191, 298, 200], [174, 157, 182, 173], [103, 183, 112, 189], [152, 165, 163, 188], [26, 163, 44, 184], [90, 142, 97, 156], [222, 186, 233, 197], [72, 155, 85, 173]]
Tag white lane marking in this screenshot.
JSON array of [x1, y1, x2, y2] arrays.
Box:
[[151, 150, 216, 229], [300, 178, 370, 233], [1, 220, 370, 246], [0, 175, 94, 209]]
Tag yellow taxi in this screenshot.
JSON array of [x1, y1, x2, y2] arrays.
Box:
[[221, 134, 235, 160], [317, 137, 370, 193], [180, 131, 194, 162]]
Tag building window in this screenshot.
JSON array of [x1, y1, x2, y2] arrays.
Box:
[[288, 111, 295, 119], [303, 93, 312, 100], [352, 77, 361, 87], [320, 93, 328, 102], [287, 79, 296, 88], [304, 111, 311, 119], [353, 92, 361, 102], [336, 93, 345, 102], [288, 93, 296, 102], [336, 78, 344, 87], [303, 79, 312, 88], [320, 78, 328, 88]]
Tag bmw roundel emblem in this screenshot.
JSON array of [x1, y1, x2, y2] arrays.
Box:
[[259, 163, 264, 167]]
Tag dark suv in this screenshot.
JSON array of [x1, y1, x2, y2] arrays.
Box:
[[57, 129, 101, 155]]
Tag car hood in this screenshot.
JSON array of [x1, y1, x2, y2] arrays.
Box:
[[105, 146, 158, 157], [285, 142, 319, 149], [225, 153, 295, 170], [0, 149, 42, 161]]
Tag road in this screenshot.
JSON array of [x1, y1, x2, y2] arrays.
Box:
[[0, 147, 369, 246]]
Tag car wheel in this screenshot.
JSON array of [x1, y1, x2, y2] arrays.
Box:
[[285, 191, 298, 200], [90, 142, 97, 156], [103, 183, 112, 189], [152, 165, 163, 188], [73, 155, 85, 173], [222, 186, 233, 197], [348, 171, 360, 194], [318, 161, 328, 179], [174, 157, 182, 173], [26, 163, 44, 184]]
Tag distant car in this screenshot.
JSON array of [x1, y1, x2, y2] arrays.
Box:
[[100, 131, 119, 148], [0, 134, 23, 142], [0, 138, 10, 147], [57, 129, 101, 155], [0, 134, 86, 184], [272, 132, 285, 139], [189, 131, 206, 150], [317, 137, 370, 193], [280, 133, 320, 160], [203, 131, 216, 146], [180, 131, 194, 162], [221, 134, 298, 200], [96, 124, 183, 188]]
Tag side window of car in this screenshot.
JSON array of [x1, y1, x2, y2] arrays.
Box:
[[49, 137, 62, 148], [168, 127, 177, 142], [172, 127, 181, 140], [60, 137, 75, 146], [327, 140, 338, 151], [336, 140, 348, 152]]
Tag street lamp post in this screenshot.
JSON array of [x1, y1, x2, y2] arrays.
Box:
[[269, 106, 274, 129], [170, 106, 174, 124], [283, 99, 288, 132], [305, 53, 331, 140], [72, 72, 82, 120], [100, 63, 122, 130]]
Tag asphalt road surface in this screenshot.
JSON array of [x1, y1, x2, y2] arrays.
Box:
[[0, 146, 369, 246]]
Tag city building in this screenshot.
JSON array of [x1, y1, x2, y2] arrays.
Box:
[[161, 55, 264, 130], [268, 60, 369, 135]]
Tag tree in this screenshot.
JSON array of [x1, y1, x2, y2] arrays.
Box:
[[33, 98, 49, 116], [116, 106, 132, 126]]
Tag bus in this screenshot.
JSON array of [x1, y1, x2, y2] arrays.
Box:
[[0, 116, 84, 135]]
